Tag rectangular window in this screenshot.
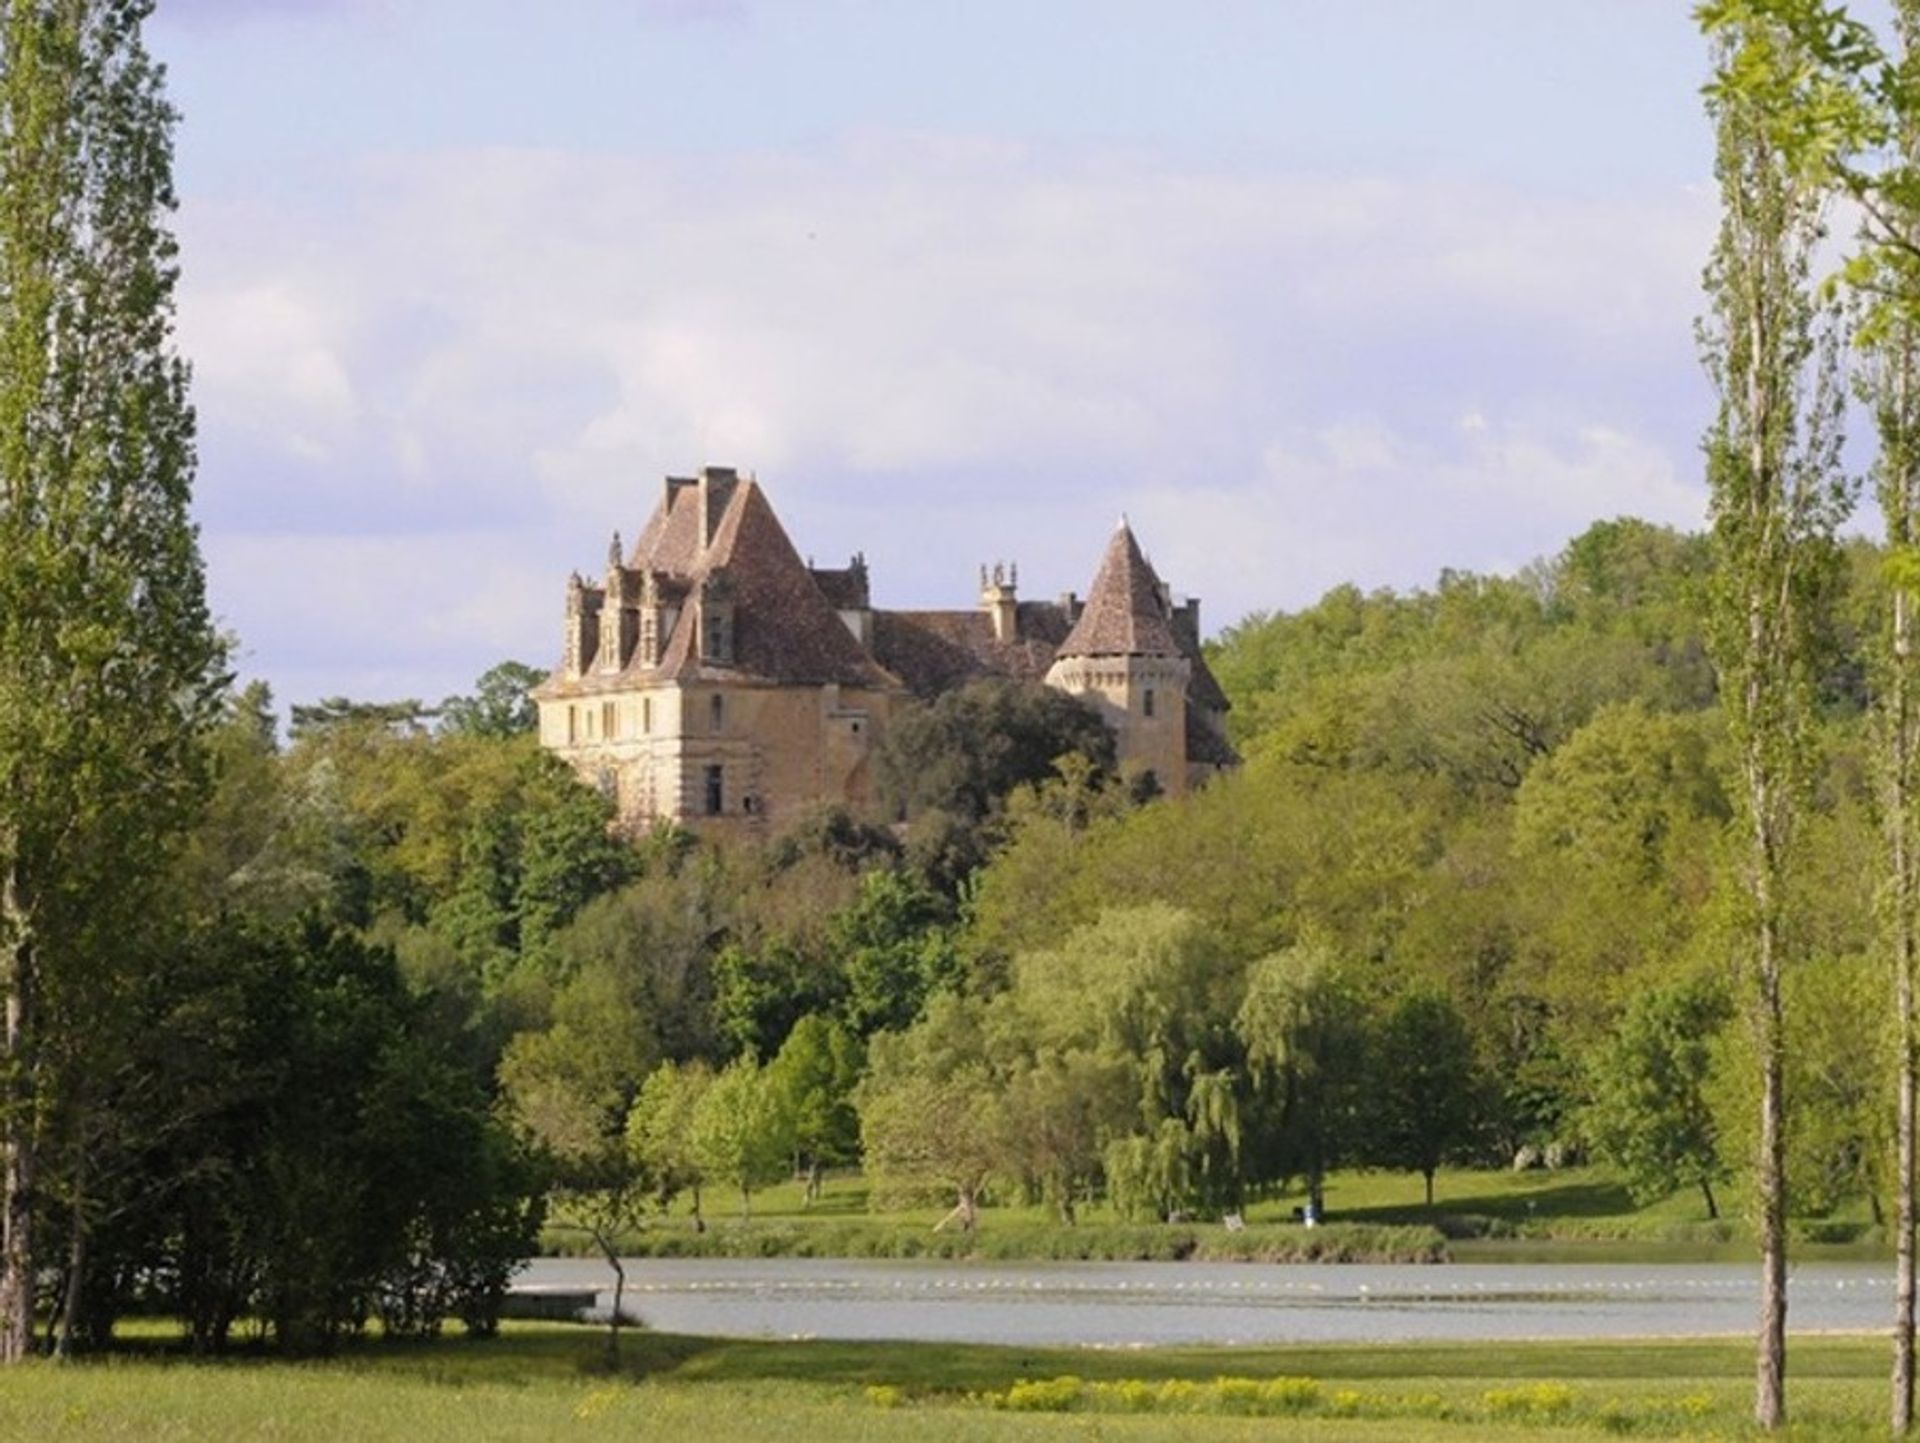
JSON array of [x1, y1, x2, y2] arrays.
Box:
[[704, 764, 724, 816], [1143, 688, 1156, 718], [603, 701, 616, 738], [643, 697, 653, 734], [567, 706, 577, 744], [711, 693, 725, 734]]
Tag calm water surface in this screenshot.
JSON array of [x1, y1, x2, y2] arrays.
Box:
[[512, 1257, 1897, 1346]]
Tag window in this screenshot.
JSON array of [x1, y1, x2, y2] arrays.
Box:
[[602, 701, 616, 738], [567, 706, 577, 744], [703, 611, 731, 662], [1143, 688, 1156, 719], [710, 693, 725, 734], [704, 764, 724, 816], [643, 697, 652, 734]]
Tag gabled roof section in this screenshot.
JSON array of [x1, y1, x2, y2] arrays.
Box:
[[648, 480, 897, 689], [872, 603, 1072, 698], [1056, 521, 1184, 659]]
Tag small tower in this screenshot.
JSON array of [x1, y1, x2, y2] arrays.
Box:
[[980, 560, 1019, 643], [1045, 521, 1192, 796]]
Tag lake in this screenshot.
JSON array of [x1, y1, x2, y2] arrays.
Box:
[[511, 1257, 1897, 1346]]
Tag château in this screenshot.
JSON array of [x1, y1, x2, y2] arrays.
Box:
[[535, 467, 1236, 832]]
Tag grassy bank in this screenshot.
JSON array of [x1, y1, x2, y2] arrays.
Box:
[[539, 1218, 1449, 1264], [541, 1163, 1890, 1265], [3, 1325, 1905, 1441]]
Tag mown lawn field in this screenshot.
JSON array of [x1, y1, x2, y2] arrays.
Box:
[[3, 1324, 1907, 1442], [543, 1163, 1888, 1265]]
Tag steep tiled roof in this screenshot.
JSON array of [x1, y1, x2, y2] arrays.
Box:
[[1056, 522, 1185, 659], [545, 475, 896, 693], [872, 603, 1072, 698], [650, 481, 896, 688]]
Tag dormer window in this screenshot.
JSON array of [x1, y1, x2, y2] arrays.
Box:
[[699, 572, 736, 665], [1143, 688, 1156, 719]]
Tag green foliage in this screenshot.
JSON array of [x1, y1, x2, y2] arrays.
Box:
[[1365, 990, 1487, 1207], [1582, 976, 1732, 1212], [626, 1061, 714, 1215], [877, 679, 1115, 824], [766, 1015, 864, 1186], [438, 661, 546, 739], [690, 1056, 793, 1217], [1235, 933, 1370, 1206]]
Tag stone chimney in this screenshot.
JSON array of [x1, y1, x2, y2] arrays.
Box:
[[980, 560, 1019, 643], [1175, 597, 1202, 647], [699, 466, 739, 549]]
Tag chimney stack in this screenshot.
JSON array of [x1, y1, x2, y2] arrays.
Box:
[[980, 560, 1019, 643]]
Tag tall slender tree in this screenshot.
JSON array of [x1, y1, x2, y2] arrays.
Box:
[[0, 1, 222, 1361], [1698, 14, 1854, 1428], [1697, 3, 1920, 1425], [1862, 27, 1920, 1402]]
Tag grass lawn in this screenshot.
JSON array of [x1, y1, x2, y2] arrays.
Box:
[[1, 1324, 1907, 1441], [544, 1163, 1887, 1265]]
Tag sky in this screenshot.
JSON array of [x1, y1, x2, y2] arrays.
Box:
[[149, 0, 1737, 708]]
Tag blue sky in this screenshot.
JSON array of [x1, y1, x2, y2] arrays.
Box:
[[151, 1, 1734, 706]]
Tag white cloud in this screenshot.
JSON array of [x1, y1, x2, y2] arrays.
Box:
[[175, 140, 1718, 701]]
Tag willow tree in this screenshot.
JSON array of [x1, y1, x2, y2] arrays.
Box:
[[0, 1, 222, 1361], [1698, 13, 1854, 1429]]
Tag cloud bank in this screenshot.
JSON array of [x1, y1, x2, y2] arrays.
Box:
[[176, 139, 1715, 705]]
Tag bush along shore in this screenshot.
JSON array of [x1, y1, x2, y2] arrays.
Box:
[[537, 1219, 1450, 1264]]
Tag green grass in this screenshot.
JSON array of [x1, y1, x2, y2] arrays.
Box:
[[2, 1324, 1909, 1441], [543, 1164, 1890, 1265]]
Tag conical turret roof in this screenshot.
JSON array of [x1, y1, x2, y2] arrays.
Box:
[[1055, 520, 1183, 659]]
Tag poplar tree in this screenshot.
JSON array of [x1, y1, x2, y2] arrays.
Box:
[[1698, 13, 1853, 1428], [0, 0, 223, 1361]]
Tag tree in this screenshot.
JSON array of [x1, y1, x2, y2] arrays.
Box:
[[766, 1015, 863, 1204], [1583, 977, 1732, 1218], [1697, 11, 1855, 1426], [0, 0, 226, 1362], [857, 993, 1006, 1231], [439, 661, 547, 739], [688, 1056, 790, 1220], [1367, 990, 1484, 1208], [876, 679, 1114, 825], [1236, 934, 1370, 1218], [627, 1061, 713, 1225]]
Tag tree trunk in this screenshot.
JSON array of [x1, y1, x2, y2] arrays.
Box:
[[1423, 1169, 1434, 1210], [1756, 886, 1789, 1432], [691, 1183, 704, 1232], [596, 1231, 625, 1371], [959, 1185, 977, 1233], [55, 1198, 84, 1360], [1890, 348, 1919, 1436], [805, 1159, 821, 1207], [1899, 604, 1919, 1433], [0, 860, 36, 1365], [1701, 1177, 1720, 1222], [1309, 1167, 1326, 1221]]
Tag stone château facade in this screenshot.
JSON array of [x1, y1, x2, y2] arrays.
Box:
[[535, 467, 1236, 834]]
